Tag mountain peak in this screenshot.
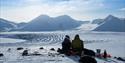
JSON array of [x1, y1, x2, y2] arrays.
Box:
[[38, 15, 50, 18], [94, 15, 125, 32], [105, 15, 118, 20], [31, 15, 51, 22], [19, 15, 82, 31], [56, 15, 71, 19], [107, 15, 116, 18], [59, 15, 70, 17], [107, 15, 114, 17]]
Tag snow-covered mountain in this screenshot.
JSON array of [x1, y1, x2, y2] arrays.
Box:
[[92, 19, 104, 24], [0, 18, 17, 32], [17, 22, 27, 28], [1, 15, 124, 32], [19, 15, 83, 31], [94, 15, 125, 32]]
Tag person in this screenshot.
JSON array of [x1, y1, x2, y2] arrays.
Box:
[[71, 34, 84, 56], [62, 35, 71, 55]]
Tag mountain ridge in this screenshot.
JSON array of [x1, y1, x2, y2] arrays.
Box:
[[94, 15, 125, 32], [18, 15, 83, 31]]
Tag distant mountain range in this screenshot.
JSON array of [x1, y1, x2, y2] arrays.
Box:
[[0, 18, 17, 32], [0, 15, 125, 32], [18, 15, 84, 31], [0, 15, 85, 31], [0, 18, 27, 32], [93, 15, 125, 32]]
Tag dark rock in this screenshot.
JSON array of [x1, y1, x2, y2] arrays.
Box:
[[57, 48, 62, 53], [31, 54, 41, 56], [50, 48, 55, 51], [22, 50, 28, 56], [117, 57, 125, 61], [17, 47, 23, 50], [39, 47, 44, 50], [79, 56, 97, 63], [84, 48, 95, 56], [7, 48, 11, 52], [31, 51, 41, 56], [0, 53, 4, 57]]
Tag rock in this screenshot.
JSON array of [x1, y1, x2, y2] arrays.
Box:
[[84, 48, 95, 56], [0, 53, 4, 57], [17, 47, 23, 50], [39, 47, 44, 50], [50, 48, 55, 51], [79, 56, 97, 63], [57, 48, 62, 53], [117, 57, 125, 61], [22, 50, 28, 56], [7, 48, 11, 52]]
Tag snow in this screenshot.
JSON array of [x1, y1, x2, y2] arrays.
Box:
[[0, 31, 125, 63], [85, 40, 125, 57], [76, 24, 98, 31], [0, 38, 26, 43]]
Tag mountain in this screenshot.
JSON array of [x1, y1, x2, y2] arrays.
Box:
[[0, 18, 17, 32], [94, 15, 125, 32], [19, 15, 83, 31], [17, 22, 27, 29], [92, 19, 104, 24]]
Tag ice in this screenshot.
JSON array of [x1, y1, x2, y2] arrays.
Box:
[[0, 31, 125, 63], [0, 38, 26, 43]]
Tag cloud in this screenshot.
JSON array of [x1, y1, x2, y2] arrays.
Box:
[[0, 4, 74, 22], [1, 0, 124, 22], [119, 8, 125, 11], [0, 0, 106, 22]]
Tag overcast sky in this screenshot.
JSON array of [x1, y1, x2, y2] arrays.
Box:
[[0, 0, 125, 23]]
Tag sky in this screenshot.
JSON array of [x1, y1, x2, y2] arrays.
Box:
[[0, 0, 125, 23]]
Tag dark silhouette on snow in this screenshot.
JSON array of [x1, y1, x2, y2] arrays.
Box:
[[103, 50, 107, 59], [17, 47, 23, 50], [114, 57, 125, 61], [0, 53, 4, 57], [62, 35, 71, 55], [22, 50, 28, 56], [50, 48, 55, 51], [96, 49, 101, 57], [71, 34, 84, 56], [83, 48, 95, 57], [7, 48, 11, 52], [39, 47, 44, 50], [79, 56, 97, 63]]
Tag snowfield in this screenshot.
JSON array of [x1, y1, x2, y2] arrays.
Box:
[[0, 38, 26, 43], [0, 31, 125, 63]]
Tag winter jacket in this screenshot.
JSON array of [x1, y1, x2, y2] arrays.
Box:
[[62, 38, 71, 52], [71, 38, 83, 51]]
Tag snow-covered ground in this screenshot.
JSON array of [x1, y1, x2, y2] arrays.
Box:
[[0, 31, 125, 63], [0, 38, 26, 43]]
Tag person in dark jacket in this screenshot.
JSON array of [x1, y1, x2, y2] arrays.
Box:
[[71, 34, 84, 56], [62, 35, 71, 55]]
